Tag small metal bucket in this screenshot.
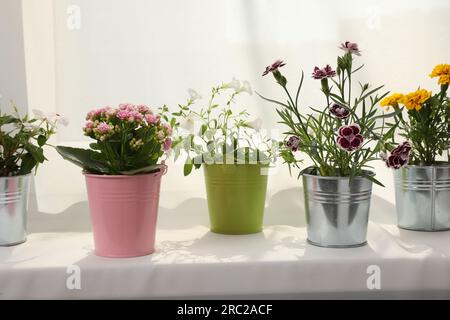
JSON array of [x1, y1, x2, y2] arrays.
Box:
[[204, 164, 268, 234], [302, 169, 373, 248], [394, 165, 450, 231], [0, 175, 30, 246]]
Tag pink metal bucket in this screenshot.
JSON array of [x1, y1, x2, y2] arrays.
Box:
[[84, 165, 167, 258]]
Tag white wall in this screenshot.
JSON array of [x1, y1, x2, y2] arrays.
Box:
[[16, 0, 450, 213], [0, 0, 28, 113]]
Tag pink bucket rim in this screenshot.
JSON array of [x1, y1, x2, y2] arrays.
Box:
[[83, 164, 167, 179]]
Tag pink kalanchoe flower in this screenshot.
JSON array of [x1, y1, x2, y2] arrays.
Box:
[[105, 107, 117, 117], [262, 59, 286, 76], [163, 138, 173, 151], [128, 111, 143, 122], [385, 141, 411, 169], [85, 120, 94, 129], [336, 124, 364, 152], [119, 103, 133, 110], [116, 110, 129, 120], [145, 113, 159, 124], [86, 110, 96, 120], [286, 136, 301, 152], [163, 122, 173, 135], [94, 108, 107, 117], [157, 131, 165, 140], [312, 65, 336, 80], [137, 105, 150, 114], [329, 103, 350, 119], [339, 41, 361, 56], [97, 122, 113, 134]]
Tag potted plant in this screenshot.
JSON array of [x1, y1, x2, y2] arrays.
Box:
[[56, 104, 174, 257], [380, 64, 450, 231], [259, 42, 395, 248], [1, 105, 64, 246], [173, 80, 276, 234]]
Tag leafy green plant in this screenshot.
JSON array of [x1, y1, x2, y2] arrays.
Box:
[[259, 42, 396, 185], [56, 104, 175, 175], [0, 105, 63, 177], [172, 80, 278, 176]]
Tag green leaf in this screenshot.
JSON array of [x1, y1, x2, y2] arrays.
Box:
[[56, 146, 110, 174], [37, 135, 47, 147], [361, 172, 385, 187], [328, 92, 347, 104], [26, 144, 46, 163], [184, 157, 193, 176], [255, 92, 290, 109], [0, 115, 17, 126], [200, 124, 207, 135], [352, 64, 365, 74], [357, 85, 384, 104], [89, 143, 101, 150], [19, 153, 37, 175], [119, 165, 162, 175], [295, 70, 305, 107], [193, 155, 203, 169]]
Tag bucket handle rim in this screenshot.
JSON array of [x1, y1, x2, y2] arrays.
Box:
[[158, 162, 168, 176]]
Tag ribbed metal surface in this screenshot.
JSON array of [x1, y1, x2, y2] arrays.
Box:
[[309, 190, 372, 204], [394, 165, 450, 231], [0, 175, 30, 246], [303, 170, 373, 248]]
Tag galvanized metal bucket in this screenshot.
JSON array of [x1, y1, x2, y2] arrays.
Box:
[[0, 175, 30, 246], [394, 165, 450, 231], [302, 169, 373, 248]]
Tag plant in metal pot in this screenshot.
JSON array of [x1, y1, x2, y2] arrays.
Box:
[[380, 63, 450, 231], [56, 104, 175, 257], [259, 42, 396, 247], [172, 80, 277, 234], [1, 105, 65, 246]]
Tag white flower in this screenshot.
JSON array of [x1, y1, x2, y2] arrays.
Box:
[[48, 112, 69, 127], [188, 88, 202, 102], [239, 80, 253, 95], [179, 113, 197, 134], [32, 109, 46, 120], [14, 121, 40, 133], [23, 122, 40, 133], [225, 77, 241, 91], [246, 117, 263, 131], [33, 109, 69, 127]]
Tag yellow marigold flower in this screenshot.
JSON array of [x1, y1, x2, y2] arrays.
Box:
[[438, 73, 450, 85], [380, 93, 404, 109], [401, 89, 432, 111], [429, 64, 450, 78]]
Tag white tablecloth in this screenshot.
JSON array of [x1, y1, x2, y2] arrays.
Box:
[[1, 192, 450, 299]]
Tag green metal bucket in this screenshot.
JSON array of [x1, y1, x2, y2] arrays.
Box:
[[203, 164, 268, 234]]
